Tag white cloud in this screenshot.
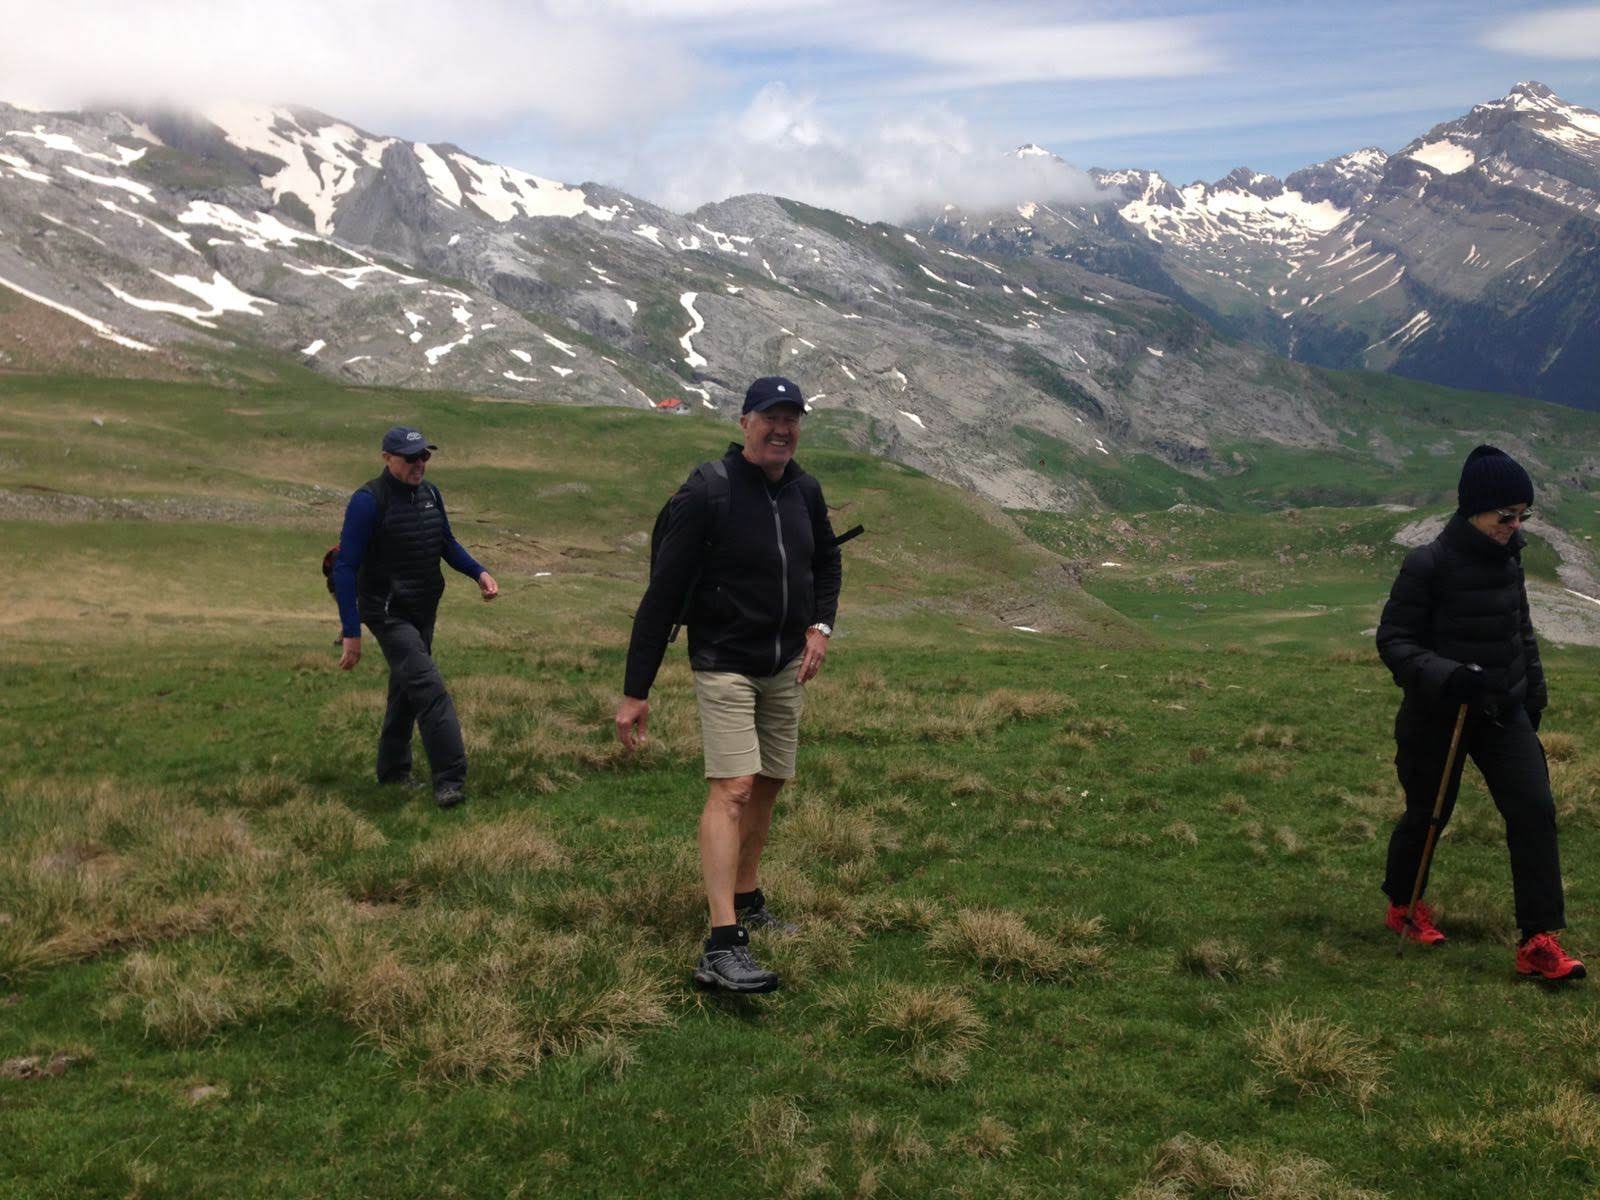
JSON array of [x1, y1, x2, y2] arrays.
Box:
[[1481, 5, 1600, 59], [0, 0, 703, 130], [635, 84, 1106, 221], [855, 15, 1219, 90]]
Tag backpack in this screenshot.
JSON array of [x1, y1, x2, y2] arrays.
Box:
[[651, 459, 731, 643], [322, 481, 392, 596], [648, 459, 865, 644]]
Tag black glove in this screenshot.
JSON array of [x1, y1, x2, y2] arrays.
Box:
[[1529, 706, 1544, 732], [1445, 664, 1488, 707]]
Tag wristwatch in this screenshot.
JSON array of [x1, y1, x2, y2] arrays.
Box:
[[808, 622, 833, 637]]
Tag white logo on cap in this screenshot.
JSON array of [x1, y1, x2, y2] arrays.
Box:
[[406, 431, 422, 441], [776, 384, 786, 392]]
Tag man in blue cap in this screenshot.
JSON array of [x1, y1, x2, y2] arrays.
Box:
[[331, 426, 498, 808], [616, 377, 843, 993]]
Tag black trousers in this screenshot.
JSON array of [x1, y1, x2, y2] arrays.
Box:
[[1382, 703, 1564, 933], [366, 612, 466, 793]]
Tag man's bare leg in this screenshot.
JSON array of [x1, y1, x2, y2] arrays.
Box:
[[700, 774, 755, 927], [736, 775, 785, 894]]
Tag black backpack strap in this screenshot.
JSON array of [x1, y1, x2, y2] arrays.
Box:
[[798, 472, 864, 549], [360, 476, 393, 531], [700, 458, 730, 542], [667, 458, 732, 645]]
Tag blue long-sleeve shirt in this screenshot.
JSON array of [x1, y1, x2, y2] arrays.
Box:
[[332, 486, 486, 638]]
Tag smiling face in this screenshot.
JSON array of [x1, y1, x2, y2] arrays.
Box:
[[383, 449, 429, 486], [1468, 503, 1529, 546], [740, 404, 802, 480]]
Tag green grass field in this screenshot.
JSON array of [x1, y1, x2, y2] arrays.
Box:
[[3, 373, 1599, 1199]]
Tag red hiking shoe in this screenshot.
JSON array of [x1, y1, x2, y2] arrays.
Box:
[[1387, 901, 1447, 944], [1516, 932, 1586, 981]]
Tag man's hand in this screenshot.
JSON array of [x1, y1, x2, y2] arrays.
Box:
[[615, 696, 650, 750], [797, 627, 829, 684], [338, 636, 362, 671], [478, 571, 499, 601]]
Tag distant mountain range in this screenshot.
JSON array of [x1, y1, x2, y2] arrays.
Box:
[[0, 85, 1589, 514], [932, 82, 1600, 410]]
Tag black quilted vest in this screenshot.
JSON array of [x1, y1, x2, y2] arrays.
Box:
[[357, 472, 446, 622]]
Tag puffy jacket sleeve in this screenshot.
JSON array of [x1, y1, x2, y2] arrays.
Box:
[[1376, 545, 1461, 706], [1520, 567, 1548, 713], [623, 477, 711, 701]]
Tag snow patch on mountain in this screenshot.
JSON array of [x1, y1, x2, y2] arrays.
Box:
[[98, 199, 200, 256], [6, 127, 145, 166], [106, 270, 275, 328], [204, 105, 391, 234], [679, 292, 707, 368], [287, 262, 423, 291], [0, 272, 153, 351], [1408, 140, 1476, 175], [1118, 173, 1348, 247], [413, 143, 463, 207], [450, 154, 617, 223], [0, 151, 49, 183], [177, 202, 320, 251], [63, 166, 153, 200]]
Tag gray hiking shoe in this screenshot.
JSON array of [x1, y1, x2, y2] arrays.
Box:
[[737, 902, 799, 936], [694, 944, 781, 994], [434, 786, 467, 809]]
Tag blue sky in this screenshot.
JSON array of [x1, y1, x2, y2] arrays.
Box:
[[8, 0, 1600, 218]]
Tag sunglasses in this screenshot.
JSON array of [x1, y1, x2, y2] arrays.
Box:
[[398, 450, 431, 464], [1494, 507, 1534, 525]]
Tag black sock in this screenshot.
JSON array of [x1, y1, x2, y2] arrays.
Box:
[[1521, 930, 1541, 945], [707, 924, 747, 951], [734, 888, 764, 913]]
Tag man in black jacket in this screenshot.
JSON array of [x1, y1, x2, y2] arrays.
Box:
[[1376, 444, 1582, 980], [615, 377, 842, 993], [332, 426, 498, 808]]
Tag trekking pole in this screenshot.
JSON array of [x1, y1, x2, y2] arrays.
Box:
[[1397, 702, 1470, 958]]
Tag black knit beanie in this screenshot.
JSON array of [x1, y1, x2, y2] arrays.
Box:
[[1456, 444, 1533, 515]]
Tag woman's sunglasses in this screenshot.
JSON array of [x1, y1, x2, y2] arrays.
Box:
[[1494, 507, 1534, 525]]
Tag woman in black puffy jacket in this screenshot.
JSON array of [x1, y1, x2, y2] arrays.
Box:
[[1375, 445, 1583, 980]]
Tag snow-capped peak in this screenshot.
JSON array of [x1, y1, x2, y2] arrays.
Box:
[[1014, 143, 1053, 159], [202, 103, 392, 234]]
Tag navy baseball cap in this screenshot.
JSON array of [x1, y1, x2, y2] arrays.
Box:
[[381, 426, 437, 454], [743, 376, 804, 414]]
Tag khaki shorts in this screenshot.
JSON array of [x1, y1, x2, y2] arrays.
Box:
[[692, 663, 805, 779]]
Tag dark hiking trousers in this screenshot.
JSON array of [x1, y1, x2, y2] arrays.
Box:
[[1382, 703, 1564, 933], [368, 614, 466, 795]]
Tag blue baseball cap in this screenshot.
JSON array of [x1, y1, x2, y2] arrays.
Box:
[[743, 376, 804, 414], [381, 426, 437, 454]]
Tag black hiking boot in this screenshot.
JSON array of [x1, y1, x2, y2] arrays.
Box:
[[694, 939, 780, 994], [737, 900, 799, 936], [434, 785, 467, 809]]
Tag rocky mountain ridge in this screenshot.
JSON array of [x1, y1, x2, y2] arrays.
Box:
[[0, 98, 1376, 511], [932, 82, 1600, 409]]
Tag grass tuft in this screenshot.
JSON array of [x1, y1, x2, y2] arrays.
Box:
[[927, 907, 1106, 984], [1127, 1132, 1384, 1199], [1245, 1007, 1388, 1109], [1177, 939, 1281, 983], [865, 982, 987, 1053]]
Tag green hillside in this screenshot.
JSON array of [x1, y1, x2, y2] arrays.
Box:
[[3, 372, 1598, 1199]]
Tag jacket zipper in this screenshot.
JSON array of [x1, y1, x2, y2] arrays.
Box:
[[769, 482, 794, 675]]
